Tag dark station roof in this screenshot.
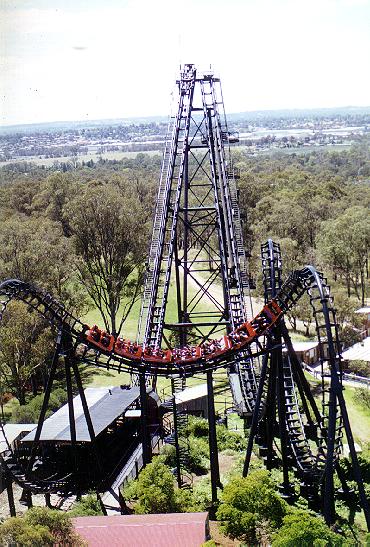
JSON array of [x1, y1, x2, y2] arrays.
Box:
[[22, 386, 143, 443], [73, 513, 209, 547]]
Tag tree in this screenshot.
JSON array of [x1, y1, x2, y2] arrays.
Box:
[[122, 457, 192, 514], [66, 182, 148, 335], [216, 470, 288, 544], [0, 301, 53, 405], [0, 215, 87, 314], [0, 507, 85, 546], [317, 206, 369, 305], [272, 510, 350, 546], [30, 172, 80, 235]]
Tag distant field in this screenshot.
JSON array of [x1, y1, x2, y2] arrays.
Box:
[[0, 142, 356, 168], [0, 149, 162, 167]]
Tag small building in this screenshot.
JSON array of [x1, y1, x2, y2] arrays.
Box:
[[18, 386, 161, 494], [0, 424, 36, 455], [284, 341, 319, 366], [175, 384, 209, 419], [355, 307, 370, 338], [73, 512, 210, 547], [0, 424, 36, 495], [342, 336, 370, 364]]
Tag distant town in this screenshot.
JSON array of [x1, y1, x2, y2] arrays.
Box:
[[0, 106, 369, 165]]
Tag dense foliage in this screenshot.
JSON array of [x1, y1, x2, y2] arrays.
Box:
[[271, 510, 352, 546], [216, 470, 288, 543], [68, 493, 104, 517], [0, 507, 84, 546]]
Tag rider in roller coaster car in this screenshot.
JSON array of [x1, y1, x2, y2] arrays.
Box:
[[101, 332, 111, 347], [250, 315, 269, 334], [90, 325, 101, 342]]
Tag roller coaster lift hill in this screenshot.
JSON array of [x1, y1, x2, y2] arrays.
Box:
[[0, 64, 369, 530]]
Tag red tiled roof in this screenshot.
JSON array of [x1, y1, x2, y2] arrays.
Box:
[[73, 512, 209, 547]]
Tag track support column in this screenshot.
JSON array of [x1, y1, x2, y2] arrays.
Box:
[[139, 372, 152, 466], [6, 475, 16, 517], [207, 370, 220, 514]]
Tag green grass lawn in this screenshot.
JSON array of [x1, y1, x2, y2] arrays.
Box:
[[342, 386, 370, 446]]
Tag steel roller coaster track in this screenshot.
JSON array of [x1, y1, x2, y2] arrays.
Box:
[[0, 263, 369, 527]]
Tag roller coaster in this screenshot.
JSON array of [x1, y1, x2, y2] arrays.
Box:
[[0, 64, 369, 530]]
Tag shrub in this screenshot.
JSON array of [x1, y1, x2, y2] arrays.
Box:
[[345, 360, 370, 378], [122, 457, 192, 514], [272, 510, 351, 546], [186, 416, 209, 437], [357, 388, 370, 411], [216, 424, 246, 452], [339, 454, 370, 484], [187, 438, 209, 474], [159, 443, 178, 468], [191, 477, 212, 511], [186, 416, 246, 452], [340, 326, 362, 349], [0, 507, 85, 546], [216, 470, 288, 544], [11, 388, 68, 423], [69, 493, 104, 517]]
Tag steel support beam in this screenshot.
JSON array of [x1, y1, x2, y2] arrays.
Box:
[[139, 372, 152, 466], [207, 370, 220, 512]]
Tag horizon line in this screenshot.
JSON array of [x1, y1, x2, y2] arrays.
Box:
[[1, 104, 370, 131]]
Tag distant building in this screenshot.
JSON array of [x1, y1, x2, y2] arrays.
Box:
[[175, 384, 209, 419], [342, 337, 370, 364], [284, 341, 319, 366], [355, 306, 370, 338]]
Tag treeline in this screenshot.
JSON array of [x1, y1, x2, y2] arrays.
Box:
[[0, 146, 368, 404], [234, 144, 369, 338]]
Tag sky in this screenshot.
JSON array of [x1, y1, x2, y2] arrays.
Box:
[[1, 0, 369, 126]]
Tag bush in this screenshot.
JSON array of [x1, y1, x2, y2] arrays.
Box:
[[340, 326, 362, 349], [216, 470, 288, 544], [0, 507, 85, 546], [345, 360, 370, 378], [216, 424, 246, 452], [272, 510, 351, 546], [357, 388, 370, 411], [187, 438, 209, 474], [69, 493, 104, 517], [159, 443, 178, 468], [11, 388, 68, 423], [186, 416, 246, 452], [160, 432, 209, 475], [186, 416, 209, 437], [191, 477, 213, 511], [339, 454, 370, 484], [122, 457, 192, 514]]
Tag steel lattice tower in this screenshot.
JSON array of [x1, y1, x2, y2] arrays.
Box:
[[137, 64, 257, 411]]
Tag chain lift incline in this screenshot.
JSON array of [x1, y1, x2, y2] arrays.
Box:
[[137, 64, 257, 408]]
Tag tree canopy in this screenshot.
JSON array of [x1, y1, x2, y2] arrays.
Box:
[[216, 470, 288, 543], [0, 507, 85, 546]]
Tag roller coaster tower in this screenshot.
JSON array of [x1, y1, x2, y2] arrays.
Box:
[[137, 64, 257, 411]]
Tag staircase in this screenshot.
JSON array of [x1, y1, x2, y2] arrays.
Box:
[[161, 377, 192, 488]]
